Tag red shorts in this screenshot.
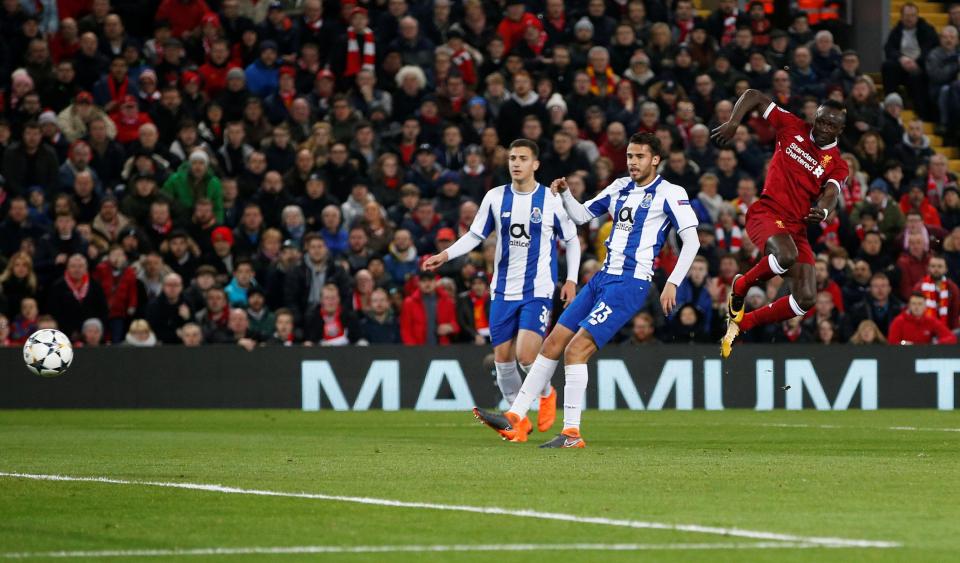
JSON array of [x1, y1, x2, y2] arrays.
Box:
[[744, 202, 815, 265]]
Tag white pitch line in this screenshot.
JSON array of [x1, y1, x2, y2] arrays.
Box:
[[640, 422, 960, 433], [758, 423, 960, 433], [0, 472, 900, 549], [0, 542, 862, 559]]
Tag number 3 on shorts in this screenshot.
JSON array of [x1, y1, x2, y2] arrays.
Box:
[[588, 301, 613, 326]]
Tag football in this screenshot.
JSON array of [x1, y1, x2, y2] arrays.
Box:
[[23, 329, 74, 377]]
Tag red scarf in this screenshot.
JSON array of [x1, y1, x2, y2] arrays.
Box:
[[108, 76, 129, 105], [451, 48, 476, 85], [842, 176, 865, 211], [715, 225, 742, 253], [676, 18, 694, 43], [345, 26, 375, 77], [586, 65, 616, 96], [280, 89, 297, 109], [65, 272, 90, 301], [210, 307, 229, 327], [306, 17, 323, 32], [920, 275, 950, 320], [472, 294, 489, 333], [547, 15, 565, 32], [152, 218, 173, 236], [721, 10, 739, 46], [321, 306, 348, 344], [525, 29, 547, 56]]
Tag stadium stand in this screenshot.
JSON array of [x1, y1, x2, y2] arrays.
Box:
[[1, 0, 959, 349]]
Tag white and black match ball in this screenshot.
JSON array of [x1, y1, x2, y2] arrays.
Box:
[[23, 329, 73, 377]]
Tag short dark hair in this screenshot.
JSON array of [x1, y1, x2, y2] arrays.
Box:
[[303, 232, 325, 246], [509, 138, 539, 159], [821, 99, 847, 113], [627, 132, 662, 157]]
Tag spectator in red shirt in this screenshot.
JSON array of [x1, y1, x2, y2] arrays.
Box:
[[155, 0, 211, 39], [110, 95, 153, 144], [496, 0, 543, 54], [899, 184, 942, 228], [913, 255, 960, 330], [813, 258, 845, 314], [198, 39, 237, 99], [888, 293, 958, 345], [306, 283, 360, 346], [897, 233, 932, 300], [456, 272, 490, 345], [92, 245, 139, 343], [400, 269, 458, 345], [598, 121, 628, 175]]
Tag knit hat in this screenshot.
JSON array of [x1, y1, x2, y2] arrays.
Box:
[[38, 111, 57, 126], [546, 92, 567, 113], [883, 93, 904, 109], [259, 40, 278, 53], [189, 150, 209, 165], [227, 67, 245, 81], [574, 17, 594, 34], [211, 226, 234, 245]]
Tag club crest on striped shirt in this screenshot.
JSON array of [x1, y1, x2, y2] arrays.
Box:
[[530, 207, 543, 224], [639, 192, 653, 209]]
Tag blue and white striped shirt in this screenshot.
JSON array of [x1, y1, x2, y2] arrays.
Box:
[[471, 183, 578, 300], [581, 175, 698, 280]]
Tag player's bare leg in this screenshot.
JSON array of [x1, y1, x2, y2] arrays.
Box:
[[473, 324, 573, 441], [723, 234, 798, 358], [515, 329, 556, 432], [540, 328, 595, 448]]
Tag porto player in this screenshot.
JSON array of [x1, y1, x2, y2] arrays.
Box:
[[712, 89, 848, 357], [473, 133, 700, 448], [423, 139, 580, 434]]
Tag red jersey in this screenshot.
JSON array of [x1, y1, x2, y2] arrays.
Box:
[[760, 102, 849, 222]]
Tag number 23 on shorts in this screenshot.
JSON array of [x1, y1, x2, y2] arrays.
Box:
[[588, 301, 613, 325]]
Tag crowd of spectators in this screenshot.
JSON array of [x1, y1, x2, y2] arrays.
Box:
[[0, 0, 959, 350]]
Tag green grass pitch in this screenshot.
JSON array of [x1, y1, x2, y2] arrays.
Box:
[[1, 409, 958, 562]]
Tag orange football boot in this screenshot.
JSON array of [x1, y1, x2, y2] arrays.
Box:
[[537, 386, 557, 432]]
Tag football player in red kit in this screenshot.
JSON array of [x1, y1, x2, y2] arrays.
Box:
[[712, 89, 849, 357]]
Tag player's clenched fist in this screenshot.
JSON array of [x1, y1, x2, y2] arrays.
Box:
[[804, 207, 829, 224], [550, 177, 569, 194], [422, 252, 448, 271]]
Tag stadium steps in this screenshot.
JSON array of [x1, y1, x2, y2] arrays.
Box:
[[886, 3, 960, 172]]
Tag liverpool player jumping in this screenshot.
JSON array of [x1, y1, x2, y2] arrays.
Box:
[[712, 89, 848, 358]]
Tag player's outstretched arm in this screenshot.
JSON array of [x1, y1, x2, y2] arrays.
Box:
[[554, 177, 603, 225], [423, 233, 484, 270], [711, 89, 773, 144]]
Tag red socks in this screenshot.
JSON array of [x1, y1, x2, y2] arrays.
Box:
[[740, 295, 805, 331], [733, 255, 788, 297]]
